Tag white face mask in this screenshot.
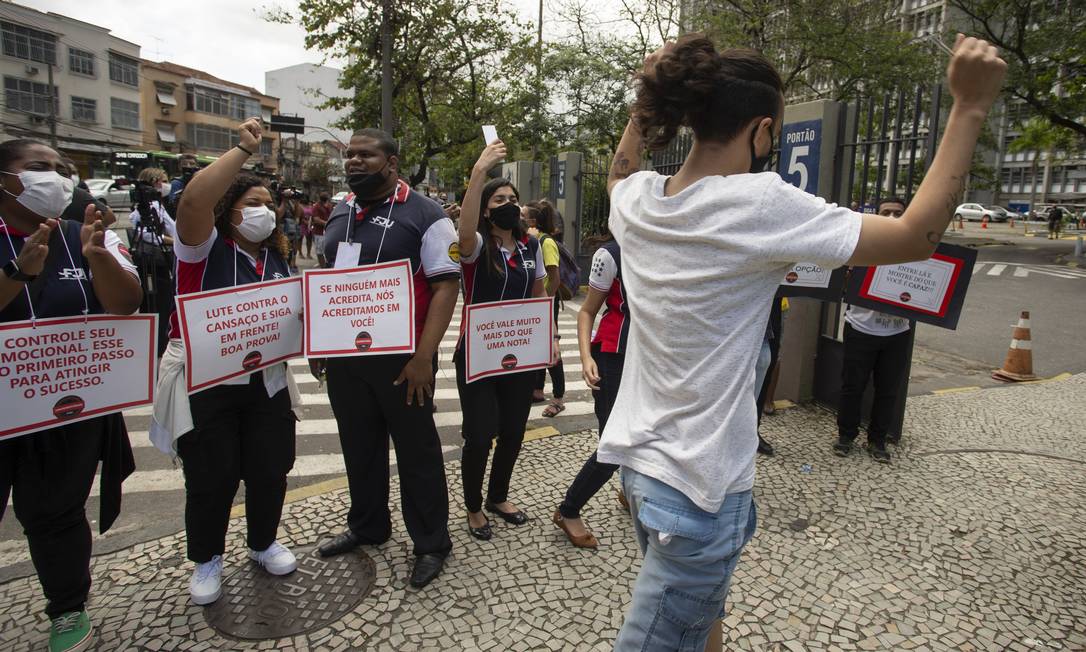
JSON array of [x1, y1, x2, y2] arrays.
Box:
[[158, 182, 171, 197], [2, 170, 75, 218], [234, 205, 276, 243]]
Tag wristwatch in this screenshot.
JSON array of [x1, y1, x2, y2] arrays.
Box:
[[2, 259, 36, 283]]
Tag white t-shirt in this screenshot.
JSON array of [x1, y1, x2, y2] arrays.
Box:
[[597, 171, 862, 512], [844, 305, 910, 336]]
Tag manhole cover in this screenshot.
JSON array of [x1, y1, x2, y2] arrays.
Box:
[[205, 545, 376, 639]]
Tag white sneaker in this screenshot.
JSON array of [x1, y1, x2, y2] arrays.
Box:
[[189, 555, 223, 605], [249, 541, 297, 576]]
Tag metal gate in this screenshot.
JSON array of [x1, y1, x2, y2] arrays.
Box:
[[577, 153, 612, 254], [541, 155, 560, 205]]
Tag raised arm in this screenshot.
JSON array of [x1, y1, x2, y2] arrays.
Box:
[[459, 140, 506, 256], [176, 118, 263, 246], [608, 120, 644, 197], [848, 35, 1006, 266]]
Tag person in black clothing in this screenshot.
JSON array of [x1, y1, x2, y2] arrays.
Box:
[[0, 138, 141, 652]]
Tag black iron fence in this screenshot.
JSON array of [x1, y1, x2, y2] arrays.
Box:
[[541, 154, 560, 205], [577, 153, 612, 251]]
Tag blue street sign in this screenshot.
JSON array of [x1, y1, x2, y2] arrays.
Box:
[[779, 119, 822, 194]]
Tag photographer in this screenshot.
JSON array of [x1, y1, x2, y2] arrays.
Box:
[[129, 168, 177, 356], [166, 153, 199, 218], [276, 186, 302, 271]]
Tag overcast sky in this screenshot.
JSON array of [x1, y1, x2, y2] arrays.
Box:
[[23, 0, 624, 95]]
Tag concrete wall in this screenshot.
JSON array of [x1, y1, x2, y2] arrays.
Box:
[[265, 64, 351, 145]]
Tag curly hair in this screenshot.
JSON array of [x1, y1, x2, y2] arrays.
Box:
[[212, 174, 290, 260], [631, 34, 784, 151]]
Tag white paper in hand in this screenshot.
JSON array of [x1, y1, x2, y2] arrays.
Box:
[[482, 125, 499, 145]]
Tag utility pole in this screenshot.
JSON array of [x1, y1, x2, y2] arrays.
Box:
[[532, 0, 543, 158], [46, 63, 58, 149], [381, 0, 395, 135]]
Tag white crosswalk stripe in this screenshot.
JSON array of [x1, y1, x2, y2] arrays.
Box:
[[972, 261, 1086, 280]]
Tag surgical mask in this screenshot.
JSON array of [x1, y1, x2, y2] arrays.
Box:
[[748, 125, 775, 174], [1, 170, 75, 218], [488, 202, 521, 231], [234, 206, 276, 242], [158, 182, 171, 197], [347, 161, 391, 199], [71, 174, 80, 185]]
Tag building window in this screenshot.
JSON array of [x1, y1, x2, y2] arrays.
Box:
[[71, 96, 97, 122], [156, 122, 177, 143], [108, 52, 139, 87], [1, 21, 56, 65], [187, 86, 261, 120], [68, 47, 95, 76], [155, 83, 177, 107], [111, 97, 140, 130], [3, 76, 57, 115], [186, 123, 239, 152], [260, 138, 273, 157]]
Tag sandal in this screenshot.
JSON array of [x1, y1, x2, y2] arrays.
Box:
[[542, 400, 566, 418]]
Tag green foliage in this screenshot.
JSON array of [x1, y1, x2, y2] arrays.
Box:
[[950, 0, 1085, 137], [267, 0, 539, 189], [694, 0, 937, 102], [1008, 118, 1080, 163]]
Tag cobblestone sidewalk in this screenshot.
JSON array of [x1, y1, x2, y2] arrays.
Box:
[[1, 376, 1084, 651]]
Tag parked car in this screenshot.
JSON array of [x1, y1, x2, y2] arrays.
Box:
[[953, 203, 1009, 222], [86, 178, 132, 210]]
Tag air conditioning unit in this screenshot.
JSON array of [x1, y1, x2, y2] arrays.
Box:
[[25, 65, 39, 76], [161, 107, 170, 116], [29, 115, 45, 124]]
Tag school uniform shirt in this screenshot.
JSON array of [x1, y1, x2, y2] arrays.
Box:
[[128, 201, 177, 244], [844, 305, 910, 336], [461, 232, 545, 304], [323, 181, 460, 340], [540, 235, 560, 295], [0, 218, 137, 323], [169, 228, 290, 391], [598, 171, 862, 513], [588, 241, 628, 354]]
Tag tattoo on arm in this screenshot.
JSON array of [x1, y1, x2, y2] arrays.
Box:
[[942, 175, 967, 223], [610, 152, 633, 180]]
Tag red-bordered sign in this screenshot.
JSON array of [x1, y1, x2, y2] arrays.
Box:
[[303, 259, 416, 357], [465, 297, 554, 383], [176, 276, 304, 393], [0, 314, 156, 440]]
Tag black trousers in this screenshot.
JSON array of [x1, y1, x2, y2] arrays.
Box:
[[837, 324, 911, 446], [326, 354, 452, 557], [454, 348, 536, 513], [178, 374, 296, 563], [560, 345, 624, 519], [0, 418, 106, 617], [534, 298, 565, 398]]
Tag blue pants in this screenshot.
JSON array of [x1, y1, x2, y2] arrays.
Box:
[[615, 468, 757, 651]]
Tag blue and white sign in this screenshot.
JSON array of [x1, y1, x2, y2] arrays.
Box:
[[778, 119, 822, 194]]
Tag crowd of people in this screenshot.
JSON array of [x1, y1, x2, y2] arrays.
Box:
[[0, 31, 1006, 652]]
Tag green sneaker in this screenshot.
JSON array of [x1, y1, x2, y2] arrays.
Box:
[[48, 610, 92, 652]]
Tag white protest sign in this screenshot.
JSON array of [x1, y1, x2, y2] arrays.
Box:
[[0, 315, 156, 441], [465, 297, 553, 383], [482, 125, 499, 145], [861, 256, 959, 315], [303, 259, 416, 358], [176, 277, 303, 393], [781, 262, 833, 288]]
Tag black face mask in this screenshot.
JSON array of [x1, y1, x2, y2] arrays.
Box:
[[749, 125, 775, 173], [181, 168, 195, 183], [488, 202, 521, 230], [347, 160, 391, 200]]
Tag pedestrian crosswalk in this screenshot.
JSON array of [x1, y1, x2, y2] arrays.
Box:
[[115, 300, 593, 498], [972, 262, 1086, 280]]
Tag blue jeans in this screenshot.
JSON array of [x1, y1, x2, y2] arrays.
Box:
[[615, 468, 756, 651]]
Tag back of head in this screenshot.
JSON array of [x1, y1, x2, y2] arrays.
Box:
[[138, 167, 168, 185], [631, 34, 784, 150]]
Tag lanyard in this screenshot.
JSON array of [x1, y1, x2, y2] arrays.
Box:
[[345, 181, 400, 265], [496, 238, 529, 301], [1, 217, 90, 326], [232, 244, 270, 287]]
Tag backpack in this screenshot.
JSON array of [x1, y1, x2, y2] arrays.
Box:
[[541, 234, 581, 301]]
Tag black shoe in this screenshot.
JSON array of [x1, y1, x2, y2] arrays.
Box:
[[870, 444, 891, 464], [317, 529, 380, 557], [833, 437, 853, 457], [757, 436, 775, 456], [467, 515, 492, 541], [485, 501, 529, 525], [409, 553, 446, 588]]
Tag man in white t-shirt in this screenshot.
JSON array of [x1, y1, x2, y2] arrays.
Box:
[[599, 35, 1005, 652], [835, 198, 911, 462]]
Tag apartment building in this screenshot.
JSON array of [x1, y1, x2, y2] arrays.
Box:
[[139, 60, 280, 175], [265, 63, 351, 146], [0, 0, 142, 178]]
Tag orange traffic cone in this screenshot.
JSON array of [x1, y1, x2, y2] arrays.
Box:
[[981, 215, 988, 229], [992, 311, 1037, 382]]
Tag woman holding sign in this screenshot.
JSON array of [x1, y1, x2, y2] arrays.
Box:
[[456, 138, 552, 540], [153, 118, 300, 606], [0, 139, 141, 652]]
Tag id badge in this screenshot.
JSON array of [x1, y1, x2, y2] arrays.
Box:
[[334, 242, 362, 269]]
